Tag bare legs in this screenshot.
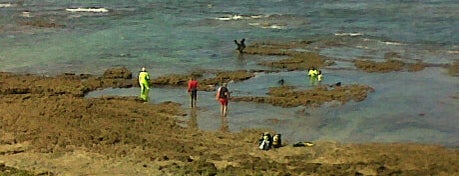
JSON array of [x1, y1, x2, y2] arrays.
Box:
[[220, 104, 228, 117]]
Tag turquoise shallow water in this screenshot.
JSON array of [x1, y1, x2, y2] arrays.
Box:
[[2, 0, 458, 146], [87, 67, 459, 146]]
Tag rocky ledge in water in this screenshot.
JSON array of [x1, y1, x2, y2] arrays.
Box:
[[232, 84, 374, 108], [243, 40, 459, 75]]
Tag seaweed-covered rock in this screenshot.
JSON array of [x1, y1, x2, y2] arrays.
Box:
[[353, 59, 426, 73], [103, 67, 132, 79], [232, 84, 375, 108]]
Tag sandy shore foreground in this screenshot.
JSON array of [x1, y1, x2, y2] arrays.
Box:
[[0, 68, 457, 176]]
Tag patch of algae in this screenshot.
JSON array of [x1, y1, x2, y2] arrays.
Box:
[[244, 41, 334, 71], [232, 84, 375, 108]]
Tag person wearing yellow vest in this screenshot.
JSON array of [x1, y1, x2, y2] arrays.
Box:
[[308, 66, 318, 79], [308, 67, 320, 86], [138, 67, 150, 101]]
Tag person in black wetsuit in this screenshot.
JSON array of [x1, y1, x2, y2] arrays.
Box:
[[234, 38, 246, 53]]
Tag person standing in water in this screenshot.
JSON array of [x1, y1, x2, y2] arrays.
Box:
[[138, 67, 150, 101], [234, 38, 246, 53], [308, 66, 318, 79], [308, 66, 319, 86], [187, 76, 198, 108], [216, 82, 230, 117], [317, 70, 323, 82]]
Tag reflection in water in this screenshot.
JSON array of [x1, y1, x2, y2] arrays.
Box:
[[188, 108, 198, 129], [309, 77, 319, 86], [220, 116, 229, 132], [236, 53, 247, 67]]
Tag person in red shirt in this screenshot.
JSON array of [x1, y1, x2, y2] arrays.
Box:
[[187, 76, 198, 108]]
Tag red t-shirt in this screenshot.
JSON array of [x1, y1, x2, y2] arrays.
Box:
[[188, 80, 198, 92]]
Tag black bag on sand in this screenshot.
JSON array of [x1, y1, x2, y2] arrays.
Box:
[[258, 132, 272, 150], [272, 134, 282, 148], [293, 141, 314, 147]]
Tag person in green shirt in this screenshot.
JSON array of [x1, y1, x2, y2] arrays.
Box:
[[138, 67, 150, 101]]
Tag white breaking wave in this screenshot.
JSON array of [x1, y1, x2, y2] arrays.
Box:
[[334, 32, 363, 36], [216, 14, 286, 29], [447, 50, 459, 54], [250, 15, 264, 19], [215, 15, 246, 21], [21, 11, 32, 18], [362, 38, 407, 46], [261, 24, 286, 29], [66, 7, 109, 13], [249, 22, 286, 29], [356, 45, 370, 49], [215, 14, 268, 21], [0, 3, 16, 8], [383, 41, 406, 46]]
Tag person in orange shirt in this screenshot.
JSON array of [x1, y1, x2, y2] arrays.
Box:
[[187, 76, 198, 108]]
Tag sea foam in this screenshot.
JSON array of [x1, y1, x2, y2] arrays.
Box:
[[0, 3, 16, 8], [65, 7, 109, 13], [334, 32, 363, 37]]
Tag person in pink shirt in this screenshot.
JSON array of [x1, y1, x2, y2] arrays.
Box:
[[215, 83, 230, 117]]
